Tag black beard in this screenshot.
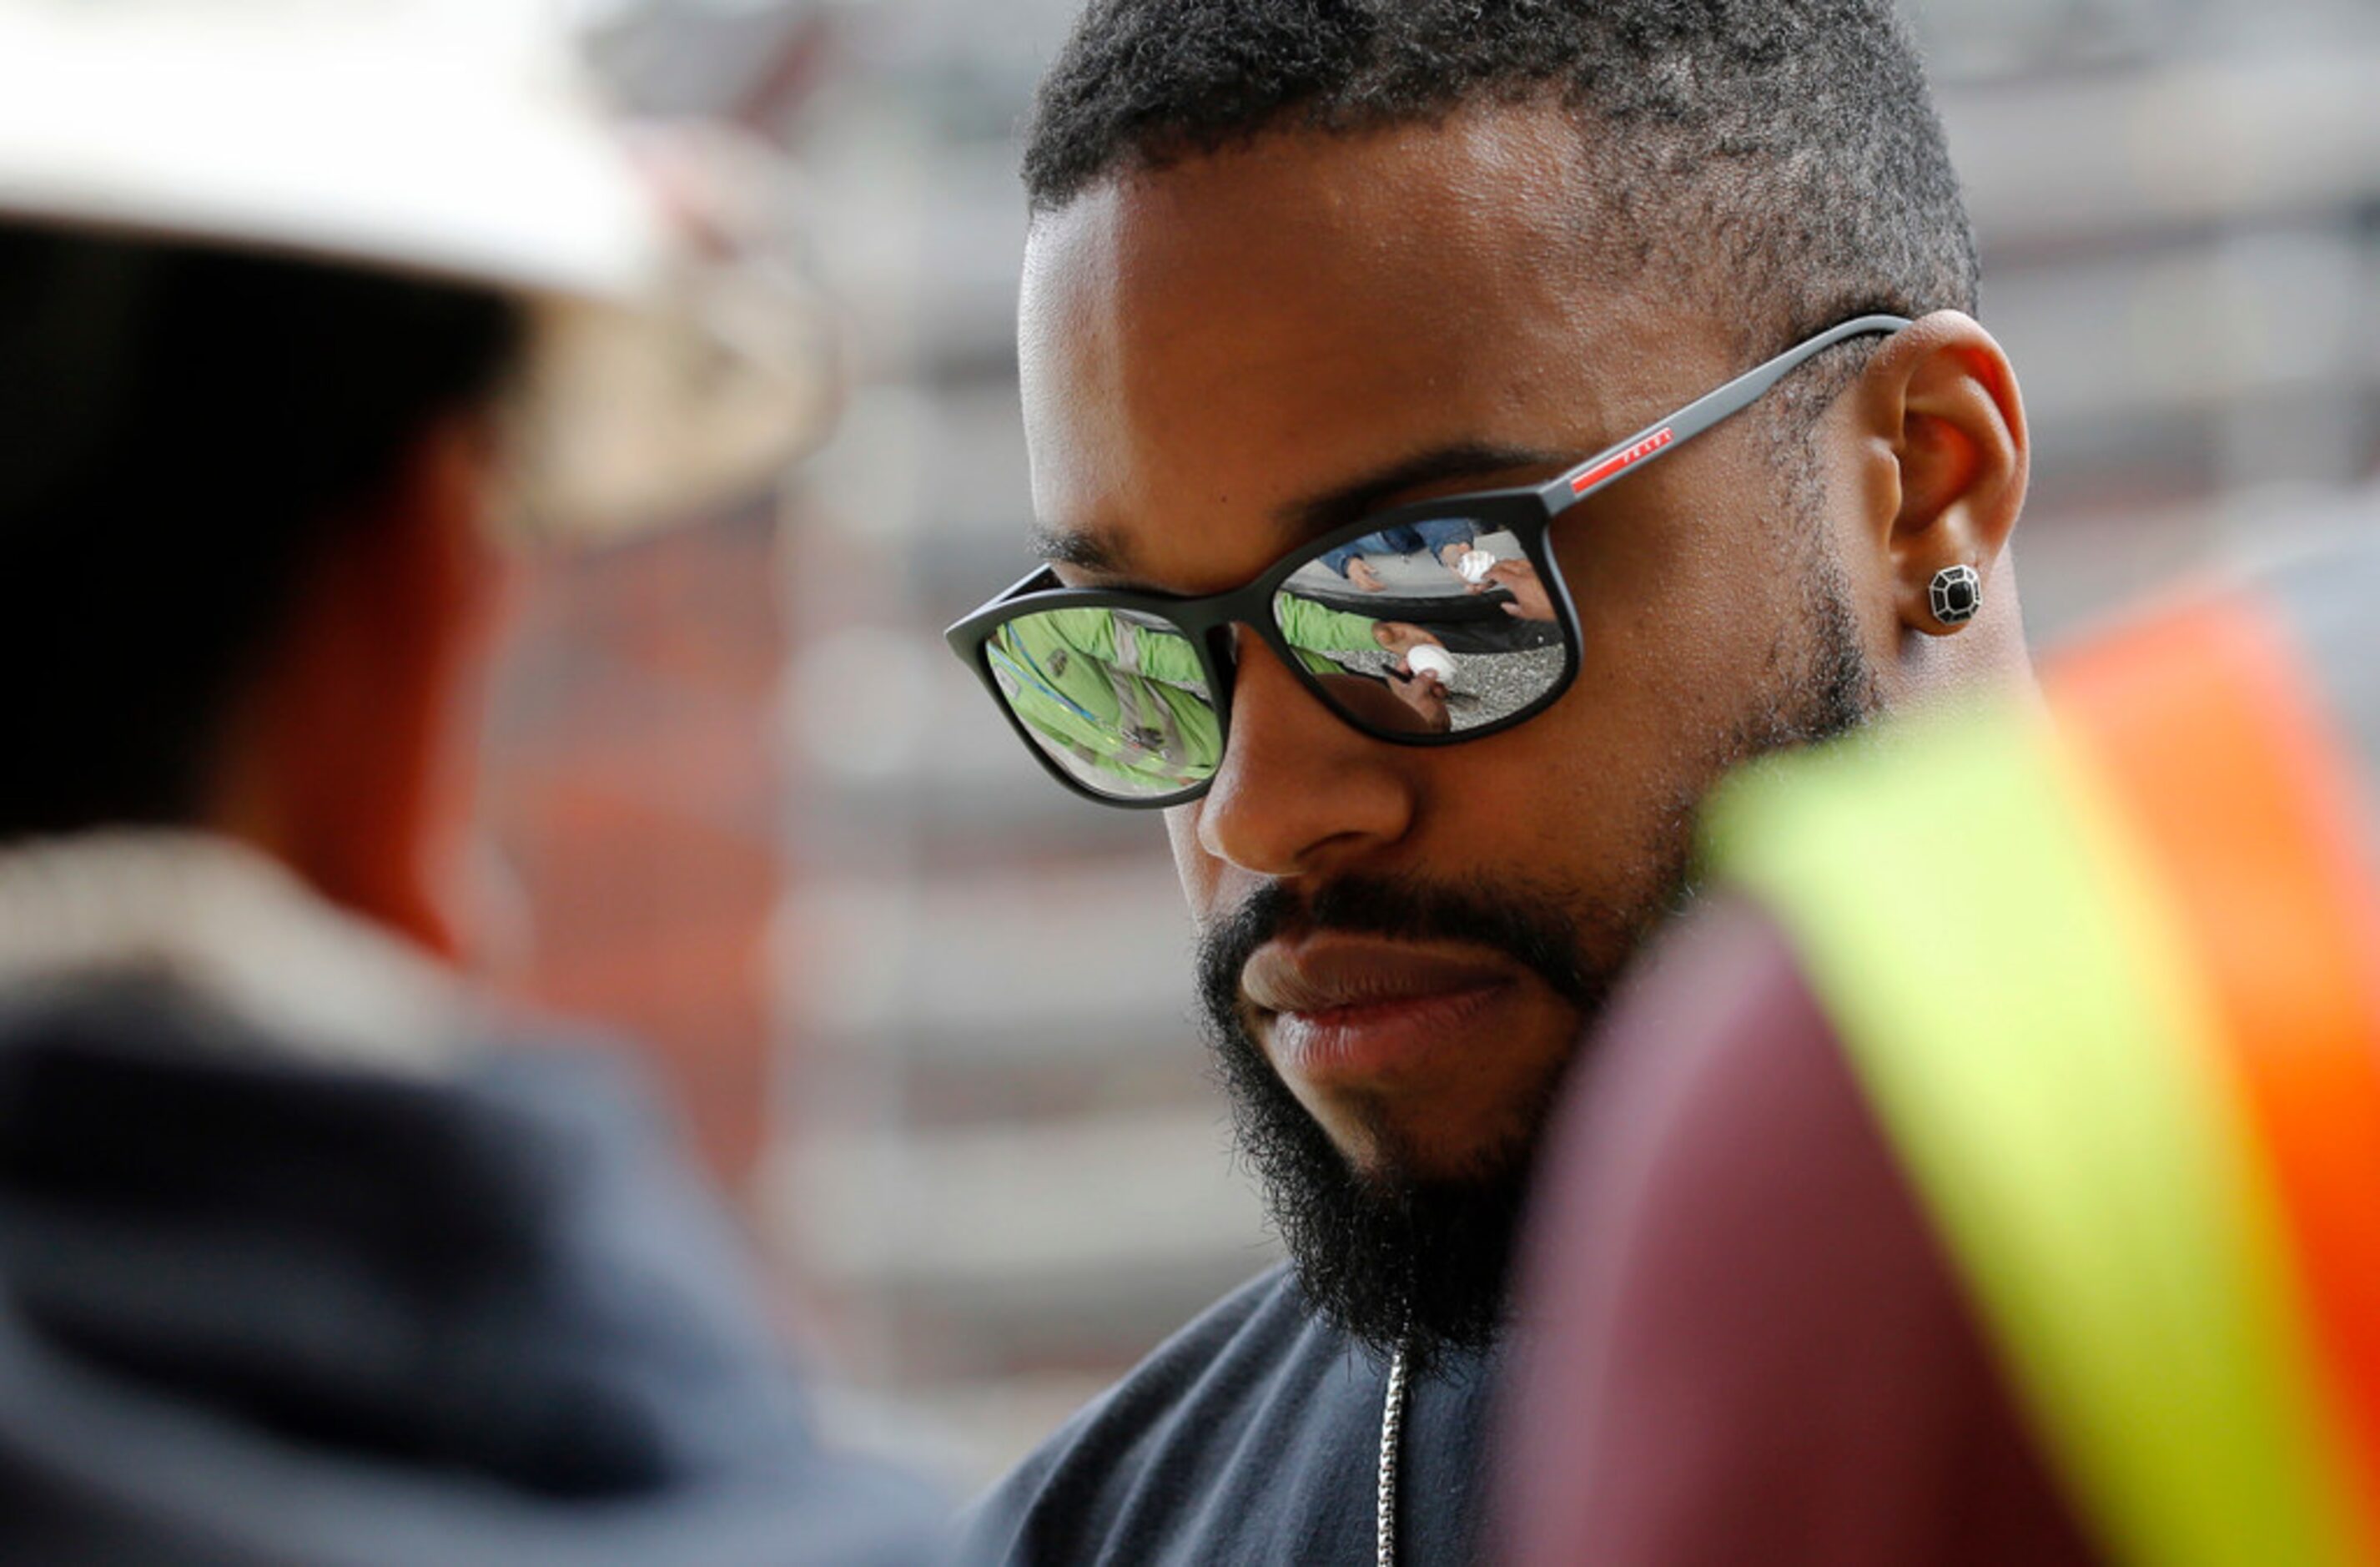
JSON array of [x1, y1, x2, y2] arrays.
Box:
[[1194, 871, 1618, 1373], [1190, 575, 1878, 1370]]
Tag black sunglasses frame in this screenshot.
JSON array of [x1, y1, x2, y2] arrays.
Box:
[[947, 314, 1912, 810]]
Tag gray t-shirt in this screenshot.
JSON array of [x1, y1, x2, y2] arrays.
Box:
[[954, 1266, 1497, 1566]]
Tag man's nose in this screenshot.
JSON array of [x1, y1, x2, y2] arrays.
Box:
[[1190, 635, 1420, 879]]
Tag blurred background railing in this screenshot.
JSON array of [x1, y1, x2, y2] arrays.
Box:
[[479, 0, 2380, 1484]]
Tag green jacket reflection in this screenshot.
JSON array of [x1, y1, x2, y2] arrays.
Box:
[[989, 597, 1388, 792]]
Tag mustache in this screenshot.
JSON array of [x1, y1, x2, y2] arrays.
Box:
[[1193, 873, 1598, 1023]]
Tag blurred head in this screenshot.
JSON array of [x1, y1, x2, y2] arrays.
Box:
[[0, 224, 529, 955], [1018, 0, 2031, 1359]]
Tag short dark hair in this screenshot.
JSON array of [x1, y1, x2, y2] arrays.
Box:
[[1023, 0, 1978, 354], [0, 226, 527, 841]]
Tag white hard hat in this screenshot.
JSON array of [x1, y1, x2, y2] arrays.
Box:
[[0, 0, 832, 536]]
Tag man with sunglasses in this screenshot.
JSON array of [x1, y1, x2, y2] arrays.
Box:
[[948, 2, 2031, 1563]]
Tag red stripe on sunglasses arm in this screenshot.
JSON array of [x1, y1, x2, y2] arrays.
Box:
[[1569, 426, 1675, 495]]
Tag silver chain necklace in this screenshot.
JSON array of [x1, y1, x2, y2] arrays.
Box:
[[1376, 1345, 1409, 1567]]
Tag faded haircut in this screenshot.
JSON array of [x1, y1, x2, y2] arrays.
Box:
[[1023, 0, 1978, 361]]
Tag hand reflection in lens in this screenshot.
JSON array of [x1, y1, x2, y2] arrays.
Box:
[[1321, 519, 1481, 594], [1472, 558, 1557, 622], [1316, 668, 1451, 735], [1371, 622, 1446, 658]]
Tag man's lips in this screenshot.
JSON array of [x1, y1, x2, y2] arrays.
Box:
[[1243, 935, 1517, 1015], [1241, 935, 1524, 1082]]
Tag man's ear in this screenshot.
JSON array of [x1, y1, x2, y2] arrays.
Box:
[[1852, 311, 2028, 637]]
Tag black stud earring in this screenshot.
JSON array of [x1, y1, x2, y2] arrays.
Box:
[[1929, 564, 1982, 627]]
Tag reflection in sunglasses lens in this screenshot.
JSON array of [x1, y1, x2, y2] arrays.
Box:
[[1271, 521, 1565, 737], [984, 606, 1220, 801]]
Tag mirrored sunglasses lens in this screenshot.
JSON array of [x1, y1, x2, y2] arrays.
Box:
[[983, 606, 1220, 802], [1271, 520, 1566, 736]]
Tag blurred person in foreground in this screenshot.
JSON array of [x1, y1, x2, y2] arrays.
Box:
[[0, 3, 935, 1562], [1504, 533, 2380, 1567], [942, 1, 2033, 1561]]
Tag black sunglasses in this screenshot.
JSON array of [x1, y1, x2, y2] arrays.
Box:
[[947, 314, 1911, 809]]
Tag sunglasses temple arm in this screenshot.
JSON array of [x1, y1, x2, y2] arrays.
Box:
[[1533, 313, 1915, 512]]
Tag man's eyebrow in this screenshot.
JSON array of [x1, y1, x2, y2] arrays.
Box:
[[1028, 523, 1128, 574], [1024, 441, 1574, 580], [1279, 442, 1575, 546]]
